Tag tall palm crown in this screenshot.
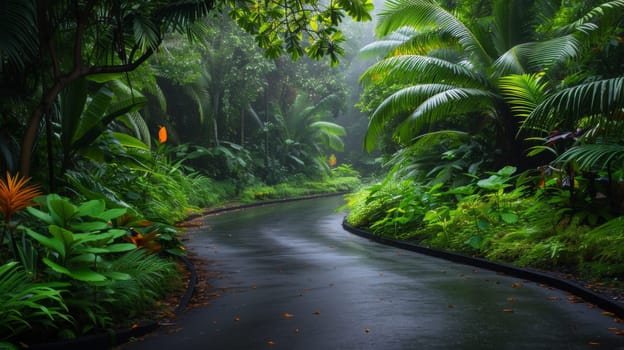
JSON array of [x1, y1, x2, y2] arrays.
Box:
[[358, 0, 583, 169]]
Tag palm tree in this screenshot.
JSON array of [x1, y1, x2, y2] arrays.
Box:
[[496, 1, 624, 212], [358, 0, 583, 170], [271, 94, 347, 175]]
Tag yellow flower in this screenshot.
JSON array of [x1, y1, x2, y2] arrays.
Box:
[[0, 172, 42, 223], [328, 154, 337, 167]]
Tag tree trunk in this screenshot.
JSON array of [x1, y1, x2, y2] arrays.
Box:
[[212, 93, 220, 146], [240, 108, 245, 147], [19, 81, 66, 177]]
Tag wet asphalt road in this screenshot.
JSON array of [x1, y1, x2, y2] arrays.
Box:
[[121, 196, 624, 349]]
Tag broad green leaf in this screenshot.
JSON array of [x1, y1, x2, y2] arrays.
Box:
[[107, 229, 130, 240], [497, 166, 517, 177], [477, 176, 509, 190], [43, 258, 107, 282], [500, 212, 519, 224], [68, 268, 108, 282], [24, 228, 65, 258], [477, 219, 489, 230], [76, 200, 106, 217], [75, 247, 111, 254], [78, 243, 135, 254], [26, 207, 53, 225], [73, 86, 114, 143], [73, 232, 115, 246], [101, 271, 132, 281], [465, 235, 483, 249], [68, 253, 101, 264], [42, 258, 71, 275], [96, 208, 127, 221], [69, 221, 110, 232], [48, 198, 77, 227], [111, 132, 150, 150]]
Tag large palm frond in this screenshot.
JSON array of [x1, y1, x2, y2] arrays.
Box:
[[490, 0, 535, 53], [360, 55, 487, 87], [155, 0, 215, 35], [359, 26, 462, 60], [554, 0, 624, 35], [358, 27, 418, 59], [492, 34, 582, 76], [523, 77, 624, 132], [396, 88, 498, 142], [364, 84, 497, 150], [310, 121, 346, 152], [0, 0, 38, 72], [498, 73, 549, 119], [117, 112, 152, 148], [375, 0, 491, 65], [557, 143, 624, 170]]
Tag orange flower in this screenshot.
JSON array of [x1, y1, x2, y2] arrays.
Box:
[[328, 154, 337, 167], [158, 125, 167, 144], [0, 172, 42, 223], [127, 228, 161, 252]]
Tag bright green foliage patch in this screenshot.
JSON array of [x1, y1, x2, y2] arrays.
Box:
[[345, 166, 624, 280]]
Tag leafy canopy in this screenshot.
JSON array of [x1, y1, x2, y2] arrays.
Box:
[[226, 0, 374, 65]]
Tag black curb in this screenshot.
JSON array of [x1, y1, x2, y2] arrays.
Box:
[[342, 220, 624, 319], [174, 254, 198, 314]]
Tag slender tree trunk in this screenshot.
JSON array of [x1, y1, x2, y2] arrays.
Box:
[[45, 111, 55, 192], [212, 93, 220, 146], [20, 81, 66, 177], [240, 108, 245, 147]]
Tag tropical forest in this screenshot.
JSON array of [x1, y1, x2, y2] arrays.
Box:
[[1, 0, 624, 348]]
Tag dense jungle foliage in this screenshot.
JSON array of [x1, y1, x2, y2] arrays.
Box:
[[2, 0, 624, 347], [0, 0, 369, 346], [346, 0, 624, 280]]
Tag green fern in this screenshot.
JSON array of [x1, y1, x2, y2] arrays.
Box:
[[0, 262, 70, 339]]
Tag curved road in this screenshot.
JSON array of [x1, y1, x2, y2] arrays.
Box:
[[122, 196, 624, 349]]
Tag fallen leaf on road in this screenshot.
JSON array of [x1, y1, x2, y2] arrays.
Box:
[[567, 296, 584, 303], [283, 313, 295, 319], [267, 340, 275, 346], [602, 311, 615, 317], [364, 328, 371, 333], [511, 282, 523, 288], [234, 316, 240, 322], [548, 296, 560, 301], [506, 297, 516, 302], [589, 341, 600, 346], [312, 310, 321, 315], [502, 309, 514, 313]]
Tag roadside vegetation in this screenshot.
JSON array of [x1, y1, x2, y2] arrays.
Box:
[[0, 0, 368, 347], [3, 0, 624, 347], [345, 0, 624, 281]]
